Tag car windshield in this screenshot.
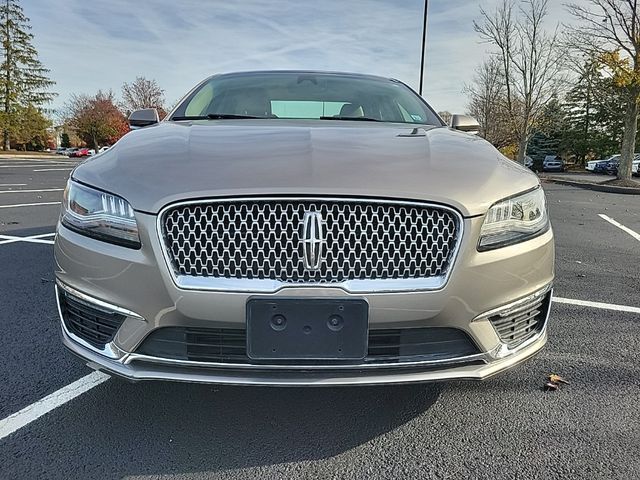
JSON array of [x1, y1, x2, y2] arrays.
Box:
[[170, 72, 442, 126]]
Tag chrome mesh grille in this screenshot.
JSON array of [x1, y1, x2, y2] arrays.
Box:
[[161, 199, 460, 284]]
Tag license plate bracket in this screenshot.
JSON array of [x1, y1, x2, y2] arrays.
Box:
[[246, 298, 368, 361]]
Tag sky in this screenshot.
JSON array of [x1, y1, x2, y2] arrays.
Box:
[[27, 0, 576, 116]]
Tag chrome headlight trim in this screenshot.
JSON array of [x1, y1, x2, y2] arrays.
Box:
[[478, 186, 549, 251], [61, 180, 141, 249]]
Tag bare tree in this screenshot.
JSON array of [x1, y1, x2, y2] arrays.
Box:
[[566, 0, 640, 181], [121, 77, 166, 118], [465, 57, 515, 149], [437, 111, 452, 124], [474, 0, 564, 163]]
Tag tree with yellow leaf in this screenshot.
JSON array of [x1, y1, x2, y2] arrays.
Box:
[[567, 0, 640, 182]]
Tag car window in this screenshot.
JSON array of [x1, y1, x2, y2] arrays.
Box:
[[185, 82, 215, 117], [271, 100, 346, 118], [397, 104, 415, 123], [171, 72, 442, 126]]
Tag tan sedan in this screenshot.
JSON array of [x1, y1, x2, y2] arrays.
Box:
[[55, 71, 554, 385]]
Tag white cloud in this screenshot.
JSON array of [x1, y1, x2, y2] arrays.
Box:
[[28, 0, 579, 114]]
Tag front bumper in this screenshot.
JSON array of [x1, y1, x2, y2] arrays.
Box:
[[59, 299, 548, 386], [54, 210, 554, 386]]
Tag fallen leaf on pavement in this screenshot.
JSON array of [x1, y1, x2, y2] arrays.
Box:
[[549, 374, 569, 385]]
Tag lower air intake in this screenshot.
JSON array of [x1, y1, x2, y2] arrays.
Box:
[[58, 289, 126, 347], [488, 290, 551, 347], [135, 326, 480, 364]]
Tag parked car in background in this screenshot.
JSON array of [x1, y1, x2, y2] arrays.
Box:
[[584, 160, 596, 172], [63, 147, 79, 157], [633, 157, 640, 176], [55, 147, 67, 155], [70, 148, 93, 158], [594, 156, 619, 174], [524, 156, 534, 169], [607, 153, 640, 175], [604, 158, 620, 175], [98, 146, 110, 154], [542, 156, 564, 172], [610, 154, 640, 176]]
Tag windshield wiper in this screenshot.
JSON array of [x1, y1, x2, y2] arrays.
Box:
[[171, 113, 264, 121], [207, 113, 264, 119], [320, 116, 381, 122]]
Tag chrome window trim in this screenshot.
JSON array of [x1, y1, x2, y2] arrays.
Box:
[[156, 196, 465, 293]]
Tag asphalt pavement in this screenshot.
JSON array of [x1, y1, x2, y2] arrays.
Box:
[[0, 157, 638, 480]]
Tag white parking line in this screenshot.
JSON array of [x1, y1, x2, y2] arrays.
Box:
[[0, 165, 71, 168], [0, 233, 56, 245], [553, 297, 640, 314], [0, 201, 61, 209], [0, 188, 63, 194], [0, 158, 68, 162], [599, 214, 640, 242], [0, 371, 109, 441], [0, 183, 27, 186], [33, 168, 74, 172]]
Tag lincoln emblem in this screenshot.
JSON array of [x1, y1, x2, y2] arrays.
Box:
[[301, 211, 325, 271]]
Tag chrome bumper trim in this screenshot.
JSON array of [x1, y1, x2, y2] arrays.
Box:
[[56, 281, 143, 319], [62, 328, 548, 386], [171, 275, 450, 294], [122, 350, 489, 370]]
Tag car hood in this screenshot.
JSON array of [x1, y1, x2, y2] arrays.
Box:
[[73, 120, 539, 217]]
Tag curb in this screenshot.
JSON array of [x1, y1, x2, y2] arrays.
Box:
[[542, 177, 640, 195]]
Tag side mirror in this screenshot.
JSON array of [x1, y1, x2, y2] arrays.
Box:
[[450, 114, 480, 135], [128, 108, 160, 129]]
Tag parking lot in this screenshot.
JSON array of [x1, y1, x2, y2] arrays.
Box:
[[0, 156, 638, 479]]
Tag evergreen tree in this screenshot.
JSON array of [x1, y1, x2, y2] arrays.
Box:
[[567, 0, 640, 180], [562, 59, 627, 162], [0, 0, 55, 150], [524, 98, 564, 169], [60, 132, 70, 148], [11, 103, 49, 150]]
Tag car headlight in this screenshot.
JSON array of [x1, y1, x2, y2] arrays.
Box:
[[478, 187, 549, 251], [61, 180, 140, 248]]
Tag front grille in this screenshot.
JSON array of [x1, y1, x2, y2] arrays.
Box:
[[367, 328, 479, 362], [58, 290, 126, 347], [162, 199, 460, 284], [488, 291, 551, 347], [135, 327, 480, 364], [136, 327, 247, 363]]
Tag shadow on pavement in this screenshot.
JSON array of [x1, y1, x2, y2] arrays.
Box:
[[1, 379, 442, 478]]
